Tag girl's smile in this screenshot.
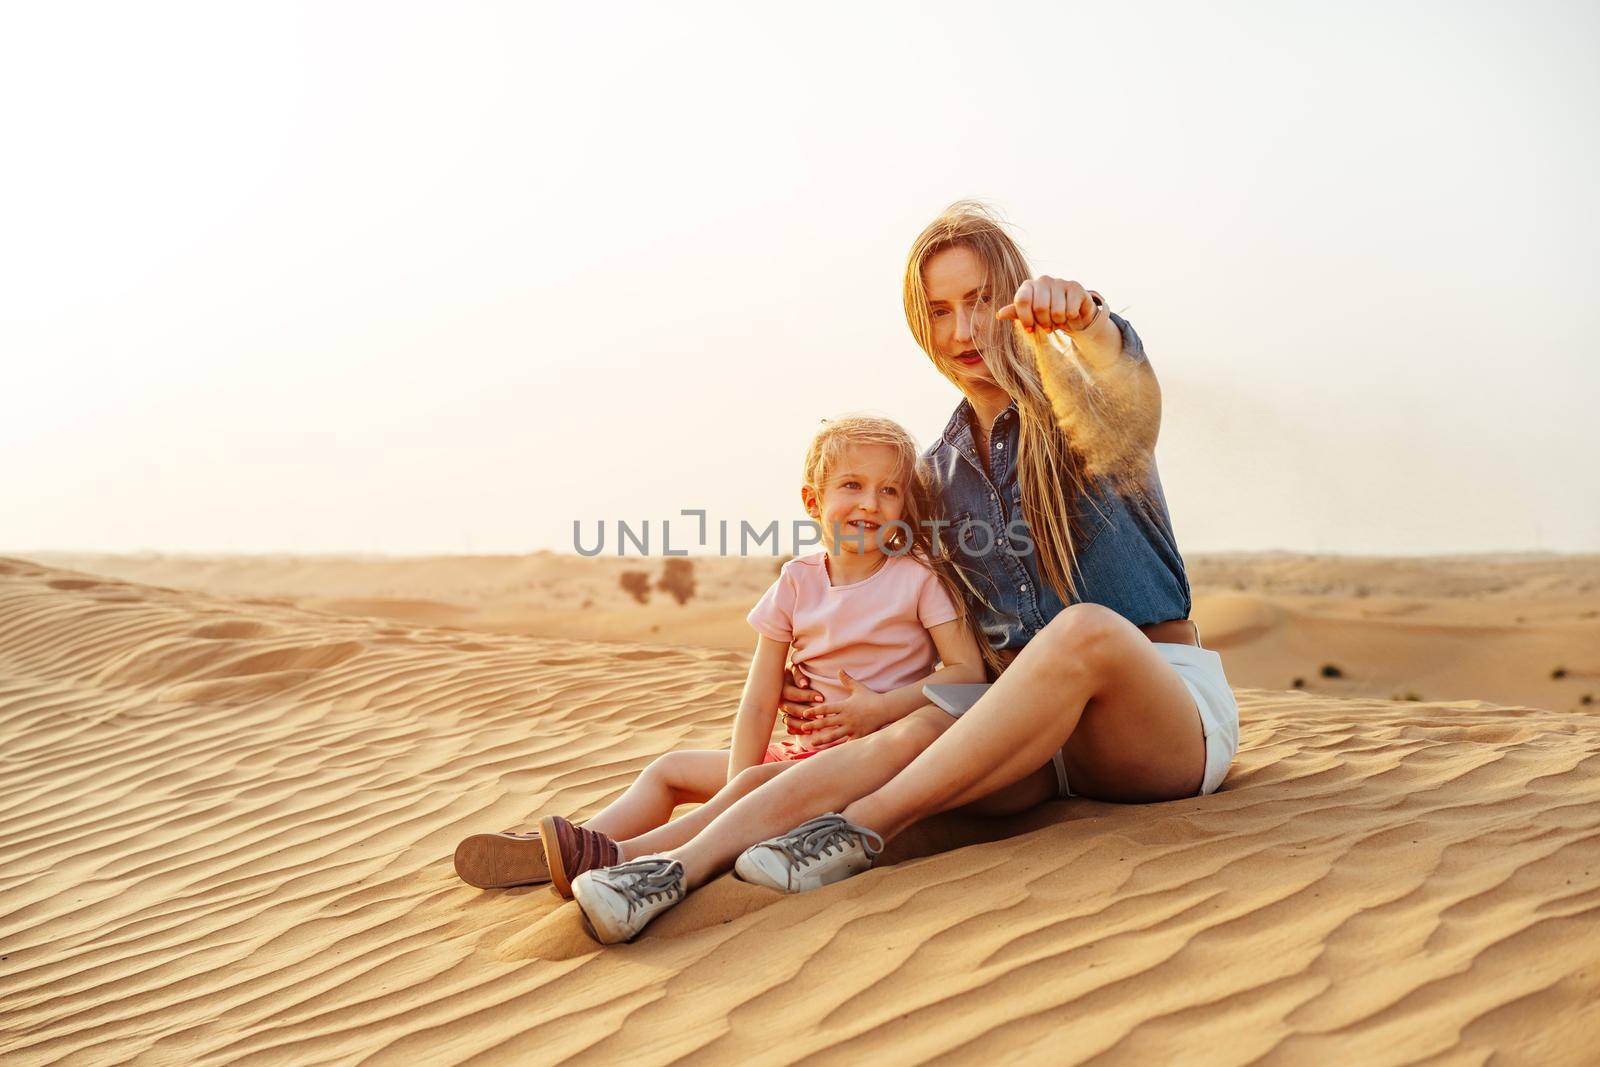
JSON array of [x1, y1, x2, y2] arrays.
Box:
[[801, 443, 908, 560]]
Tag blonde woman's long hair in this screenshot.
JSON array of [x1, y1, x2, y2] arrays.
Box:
[[902, 200, 1101, 612], [804, 413, 1010, 680]]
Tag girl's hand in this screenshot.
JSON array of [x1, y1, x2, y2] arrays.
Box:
[[804, 670, 887, 744], [996, 276, 1099, 333], [780, 665, 825, 733]]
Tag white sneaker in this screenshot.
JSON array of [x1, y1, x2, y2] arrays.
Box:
[[571, 855, 686, 944], [734, 813, 885, 893]]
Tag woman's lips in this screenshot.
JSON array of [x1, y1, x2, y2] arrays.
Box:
[[954, 351, 982, 366]]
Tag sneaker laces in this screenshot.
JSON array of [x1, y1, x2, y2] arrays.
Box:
[[594, 857, 685, 918], [770, 814, 885, 870]]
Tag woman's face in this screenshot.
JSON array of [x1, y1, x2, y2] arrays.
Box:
[[924, 244, 1000, 389]]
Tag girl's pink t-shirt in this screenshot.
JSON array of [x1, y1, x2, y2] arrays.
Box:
[[746, 552, 960, 721]]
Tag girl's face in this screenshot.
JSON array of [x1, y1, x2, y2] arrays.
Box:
[[802, 443, 908, 556], [925, 244, 999, 389]]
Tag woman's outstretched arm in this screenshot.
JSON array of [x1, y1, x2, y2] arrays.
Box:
[[1002, 277, 1164, 469], [999, 276, 1140, 373]]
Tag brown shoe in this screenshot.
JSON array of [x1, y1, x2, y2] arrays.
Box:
[[540, 815, 621, 900], [453, 829, 551, 889]]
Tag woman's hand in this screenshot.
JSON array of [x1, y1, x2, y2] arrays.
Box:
[[997, 276, 1100, 333], [800, 670, 888, 745], [780, 665, 825, 735]]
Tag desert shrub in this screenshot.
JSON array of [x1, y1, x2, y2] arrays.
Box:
[[619, 571, 651, 604], [1320, 663, 1343, 679], [657, 558, 696, 605]]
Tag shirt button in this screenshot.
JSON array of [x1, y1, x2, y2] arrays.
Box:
[[995, 442, 1005, 450], [1020, 583, 1029, 592]]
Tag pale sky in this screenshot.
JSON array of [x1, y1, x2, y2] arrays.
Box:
[[3, 1, 1597, 557]]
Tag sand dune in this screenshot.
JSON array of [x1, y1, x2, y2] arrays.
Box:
[[35, 551, 1600, 713], [30, 551, 784, 655], [2, 555, 1599, 1064]]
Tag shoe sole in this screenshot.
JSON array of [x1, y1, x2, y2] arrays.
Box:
[[732, 853, 770, 890], [735, 848, 873, 893], [453, 833, 551, 889], [571, 877, 627, 944], [540, 815, 578, 900], [734, 850, 793, 893], [577, 904, 605, 943]]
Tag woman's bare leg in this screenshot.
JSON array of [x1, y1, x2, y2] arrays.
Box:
[[667, 708, 955, 889], [955, 764, 1059, 817], [579, 750, 728, 840], [617, 761, 793, 859], [843, 604, 1206, 841]]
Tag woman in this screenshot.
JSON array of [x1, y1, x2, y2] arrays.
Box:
[[571, 201, 1240, 943]]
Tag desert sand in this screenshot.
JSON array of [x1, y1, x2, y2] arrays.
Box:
[[2, 552, 1599, 1064]]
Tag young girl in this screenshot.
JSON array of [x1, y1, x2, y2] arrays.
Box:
[[452, 414, 991, 900]]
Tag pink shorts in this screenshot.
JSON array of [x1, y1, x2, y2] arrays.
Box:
[[762, 740, 841, 763]]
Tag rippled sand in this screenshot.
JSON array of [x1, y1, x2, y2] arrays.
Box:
[[3, 555, 1598, 1065]]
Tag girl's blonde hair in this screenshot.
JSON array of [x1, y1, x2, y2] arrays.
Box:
[[901, 200, 1098, 611], [804, 414, 1010, 679]]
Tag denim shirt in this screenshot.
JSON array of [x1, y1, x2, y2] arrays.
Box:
[[923, 312, 1192, 651]]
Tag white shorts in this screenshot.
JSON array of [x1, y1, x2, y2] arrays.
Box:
[[1050, 642, 1240, 798]]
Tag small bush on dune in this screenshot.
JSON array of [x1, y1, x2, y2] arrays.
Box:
[[657, 558, 696, 605], [619, 571, 651, 604]]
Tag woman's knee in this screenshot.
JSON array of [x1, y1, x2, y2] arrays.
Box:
[[1033, 603, 1130, 672]]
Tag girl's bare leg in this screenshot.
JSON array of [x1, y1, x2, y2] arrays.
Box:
[[617, 761, 794, 858], [843, 604, 1206, 842], [666, 708, 955, 889], [578, 750, 728, 840]]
